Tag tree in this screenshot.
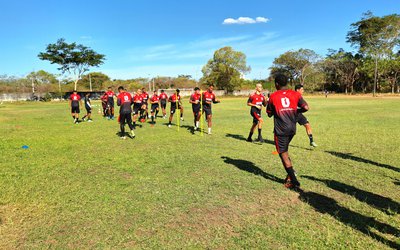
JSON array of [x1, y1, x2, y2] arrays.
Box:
[[322, 49, 361, 94], [201, 46, 250, 92], [380, 52, 400, 93], [270, 49, 320, 85], [26, 70, 57, 94], [347, 11, 400, 96], [38, 38, 105, 91], [80, 72, 110, 91]]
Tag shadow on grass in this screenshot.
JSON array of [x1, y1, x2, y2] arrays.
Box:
[[181, 125, 196, 135], [326, 151, 399, 173], [221, 156, 284, 184], [225, 133, 275, 145], [299, 191, 400, 249], [115, 132, 135, 139], [302, 175, 399, 215]]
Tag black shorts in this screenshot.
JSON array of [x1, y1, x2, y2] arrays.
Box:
[[71, 106, 80, 113], [133, 104, 141, 115], [142, 103, 148, 110], [85, 106, 92, 114], [160, 101, 167, 109], [107, 101, 114, 108], [192, 107, 200, 116], [151, 104, 159, 113], [203, 107, 212, 116], [119, 113, 132, 125], [274, 134, 294, 154], [251, 110, 262, 124], [297, 113, 308, 126]]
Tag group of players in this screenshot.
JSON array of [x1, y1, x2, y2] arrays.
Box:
[[69, 75, 316, 189]]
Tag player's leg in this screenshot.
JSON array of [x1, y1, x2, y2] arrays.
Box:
[[256, 118, 264, 142], [247, 121, 257, 142], [275, 135, 300, 188], [155, 107, 159, 118], [304, 123, 317, 147], [180, 106, 184, 121], [168, 107, 175, 127], [207, 114, 212, 134], [126, 114, 135, 137], [151, 106, 155, 124]]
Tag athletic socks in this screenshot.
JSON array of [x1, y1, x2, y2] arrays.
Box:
[[309, 134, 314, 143], [258, 128, 262, 139], [285, 167, 300, 186], [155, 110, 159, 117], [208, 127, 211, 134], [151, 116, 154, 123], [196, 121, 199, 128], [248, 131, 253, 140]]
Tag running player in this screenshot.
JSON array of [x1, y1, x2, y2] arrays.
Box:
[[140, 87, 149, 122], [132, 89, 144, 128], [82, 93, 93, 122], [246, 84, 267, 142], [167, 89, 182, 128], [69, 90, 83, 124], [150, 90, 160, 124], [202, 84, 220, 134], [267, 74, 309, 189], [105, 87, 116, 120], [159, 89, 168, 118], [117, 86, 135, 139], [295, 84, 318, 147], [189, 87, 201, 130]]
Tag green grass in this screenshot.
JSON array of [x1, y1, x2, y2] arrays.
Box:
[[0, 96, 399, 249]]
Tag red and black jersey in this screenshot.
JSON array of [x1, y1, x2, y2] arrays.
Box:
[[159, 92, 168, 101], [248, 92, 265, 114], [202, 91, 216, 109], [141, 92, 149, 103], [150, 94, 160, 103], [169, 94, 181, 106], [133, 94, 144, 106], [106, 90, 115, 103], [190, 93, 201, 108], [69, 93, 81, 107], [117, 92, 133, 114], [267, 89, 307, 136]]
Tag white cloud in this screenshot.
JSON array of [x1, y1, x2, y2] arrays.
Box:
[[222, 16, 270, 25]]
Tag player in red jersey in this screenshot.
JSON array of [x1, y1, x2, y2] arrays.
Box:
[[117, 86, 135, 139], [167, 89, 182, 128], [246, 83, 267, 142], [140, 87, 149, 122], [159, 89, 168, 118], [69, 90, 83, 124], [100, 92, 108, 117], [295, 84, 318, 147], [202, 84, 220, 134], [105, 87, 116, 120], [267, 74, 309, 189], [189, 87, 201, 130], [132, 89, 144, 128], [150, 90, 160, 124]]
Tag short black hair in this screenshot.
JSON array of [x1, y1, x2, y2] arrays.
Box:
[[118, 86, 124, 91], [209, 83, 214, 87], [108, 86, 112, 89], [176, 89, 180, 93], [141, 87, 146, 90], [295, 84, 304, 91], [73, 90, 77, 93], [194, 87, 200, 91], [274, 74, 288, 87], [161, 89, 164, 92]]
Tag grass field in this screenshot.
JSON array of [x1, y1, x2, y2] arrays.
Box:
[[0, 96, 399, 249]]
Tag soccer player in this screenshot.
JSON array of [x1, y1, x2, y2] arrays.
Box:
[[105, 87, 116, 120], [159, 89, 168, 118], [246, 84, 267, 142], [189, 87, 201, 130], [132, 89, 144, 128], [295, 84, 318, 147], [82, 93, 93, 122], [150, 90, 160, 124], [202, 84, 220, 134], [267, 74, 309, 189], [117, 86, 135, 139], [69, 90, 83, 124], [167, 89, 182, 128], [140, 87, 149, 121], [100, 92, 108, 117]]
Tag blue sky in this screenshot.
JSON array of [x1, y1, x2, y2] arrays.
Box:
[[0, 0, 399, 80]]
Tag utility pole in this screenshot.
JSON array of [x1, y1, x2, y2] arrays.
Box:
[[89, 73, 92, 92]]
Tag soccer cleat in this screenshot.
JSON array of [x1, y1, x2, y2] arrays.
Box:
[[82, 118, 85, 122], [130, 130, 135, 138], [255, 138, 264, 143], [310, 141, 318, 147], [246, 138, 253, 142], [180, 117, 184, 121], [121, 136, 127, 140], [207, 131, 212, 135], [168, 124, 171, 128], [88, 119, 93, 122]]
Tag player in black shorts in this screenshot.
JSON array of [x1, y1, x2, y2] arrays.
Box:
[[69, 90, 83, 124], [267, 74, 309, 189], [295, 85, 317, 147], [82, 93, 92, 122], [246, 83, 267, 142], [159, 89, 168, 118], [117, 86, 135, 139], [189, 87, 201, 130], [150, 90, 160, 125]]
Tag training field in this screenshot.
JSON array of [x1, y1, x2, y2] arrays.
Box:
[[0, 96, 399, 249]]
